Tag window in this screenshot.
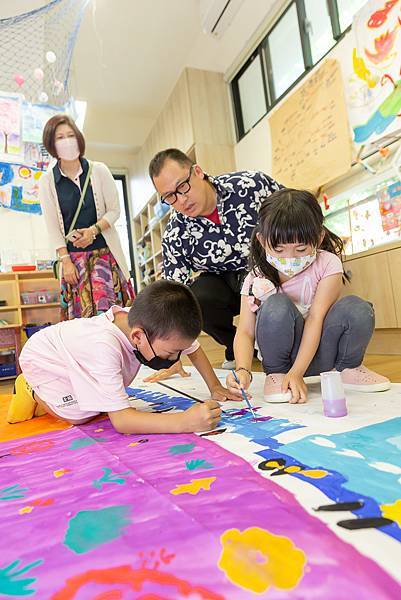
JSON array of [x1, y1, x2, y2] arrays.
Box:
[[237, 54, 267, 135], [265, 3, 305, 101], [231, 0, 365, 142], [336, 0, 367, 32], [304, 0, 336, 63]]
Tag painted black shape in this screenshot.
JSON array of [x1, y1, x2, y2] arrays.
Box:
[[315, 501, 364, 512], [270, 466, 305, 477], [337, 517, 394, 530], [271, 469, 292, 477], [200, 428, 227, 437], [157, 382, 203, 403], [258, 458, 286, 471], [153, 407, 176, 413]]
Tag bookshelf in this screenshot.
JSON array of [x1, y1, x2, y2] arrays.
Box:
[[134, 195, 171, 288], [0, 269, 60, 341], [0, 270, 60, 380]]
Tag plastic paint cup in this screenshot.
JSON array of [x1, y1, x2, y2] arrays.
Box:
[[320, 371, 347, 417]]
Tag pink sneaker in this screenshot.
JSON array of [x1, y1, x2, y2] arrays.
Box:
[[341, 365, 390, 392], [264, 373, 292, 403]]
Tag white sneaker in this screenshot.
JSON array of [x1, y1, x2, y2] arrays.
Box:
[[221, 359, 236, 370]]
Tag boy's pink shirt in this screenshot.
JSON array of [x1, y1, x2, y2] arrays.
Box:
[[19, 305, 199, 413], [241, 250, 343, 316]]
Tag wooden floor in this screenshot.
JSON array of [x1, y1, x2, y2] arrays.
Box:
[[191, 334, 401, 382], [1, 337, 400, 396]]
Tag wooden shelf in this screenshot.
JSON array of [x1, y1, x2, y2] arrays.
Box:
[[19, 277, 55, 283], [0, 271, 59, 349], [0, 375, 17, 381], [21, 303, 59, 309], [138, 231, 151, 244], [13, 270, 54, 280]]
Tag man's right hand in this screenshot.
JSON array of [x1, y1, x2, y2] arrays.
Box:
[[182, 400, 221, 432], [62, 258, 79, 286]]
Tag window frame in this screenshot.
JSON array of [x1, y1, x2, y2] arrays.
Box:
[[231, 0, 358, 142], [231, 47, 269, 140], [112, 173, 137, 292]]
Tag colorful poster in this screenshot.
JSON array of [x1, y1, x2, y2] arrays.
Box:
[[0, 369, 401, 597], [347, 0, 401, 144], [0, 161, 43, 214], [379, 181, 401, 230], [24, 142, 50, 170], [22, 102, 61, 144], [0, 92, 23, 160]]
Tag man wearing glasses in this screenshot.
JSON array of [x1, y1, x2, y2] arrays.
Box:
[[149, 148, 280, 370]]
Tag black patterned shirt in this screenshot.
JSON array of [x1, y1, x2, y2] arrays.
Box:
[[162, 170, 281, 284]]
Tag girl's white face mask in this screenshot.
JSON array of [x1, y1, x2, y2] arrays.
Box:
[[265, 251, 317, 278], [55, 137, 80, 161]]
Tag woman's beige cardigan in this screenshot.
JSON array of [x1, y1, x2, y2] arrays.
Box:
[[39, 160, 130, 281]]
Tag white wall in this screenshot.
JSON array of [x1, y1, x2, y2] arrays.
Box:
[[0, 208, 53, 269]]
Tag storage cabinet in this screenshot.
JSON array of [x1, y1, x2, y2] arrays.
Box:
[[0, 270, 60, 378], [135, 197, 170, 287], [388, 246, 401, 327], [343, 251, 397, 328], [341, 241, 401, 353]]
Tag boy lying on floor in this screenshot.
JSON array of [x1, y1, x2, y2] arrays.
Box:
[[8, 280, 238, 433]]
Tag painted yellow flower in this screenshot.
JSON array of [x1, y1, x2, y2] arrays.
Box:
[[218, 526, 306, 593], [381, 499, 401, 526]]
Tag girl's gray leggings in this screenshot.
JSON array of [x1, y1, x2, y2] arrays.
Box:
[[255, 294, 375, 376]]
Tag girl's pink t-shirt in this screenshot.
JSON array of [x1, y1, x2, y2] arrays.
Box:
[[19, 305, 199, 413], [241, 250, 343, 316]]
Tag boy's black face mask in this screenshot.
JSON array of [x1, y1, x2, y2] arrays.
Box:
[[133, 330, 182, 371]]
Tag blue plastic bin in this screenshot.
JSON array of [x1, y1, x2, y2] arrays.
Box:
[[0, 363, 17, 377], [24, 323, 51, 338]]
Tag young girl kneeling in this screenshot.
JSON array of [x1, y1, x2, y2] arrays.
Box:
[[227, 189, 390, 404]]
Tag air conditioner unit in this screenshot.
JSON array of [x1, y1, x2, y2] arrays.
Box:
[[200, 0, 244, 38]]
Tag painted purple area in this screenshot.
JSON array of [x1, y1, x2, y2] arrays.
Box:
[[0, 419, 399, 598]]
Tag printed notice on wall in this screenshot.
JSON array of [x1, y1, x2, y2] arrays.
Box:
[[270, 59, 352, 190]]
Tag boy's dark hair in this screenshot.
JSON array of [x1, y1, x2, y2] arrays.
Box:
[[149, 148, 193, 181], [128, 280, 202, 342], [250, 188, 350, 287]]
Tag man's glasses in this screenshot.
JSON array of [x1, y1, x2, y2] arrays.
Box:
[[160, 165, 194, 206]]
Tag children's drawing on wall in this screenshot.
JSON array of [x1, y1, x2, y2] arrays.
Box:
[[0, 92, 23, 160], [23, 142, 50, 171], [347, 0, 401, 143], [0, 162, 43, 214], [22, 101, 59, 145]]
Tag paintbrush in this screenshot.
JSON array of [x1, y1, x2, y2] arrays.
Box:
[[155, 381, 228, 415], [231, 369, 256, 419]]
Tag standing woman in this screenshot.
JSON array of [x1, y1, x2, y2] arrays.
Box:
[[40, 114, 134, 319]]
